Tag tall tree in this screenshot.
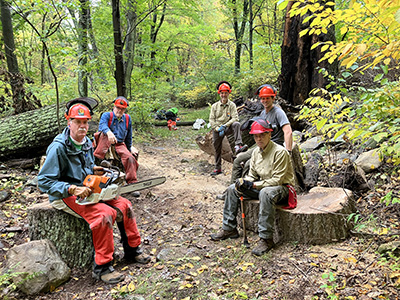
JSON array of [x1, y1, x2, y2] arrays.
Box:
[[0, 0, 39, 114], [78, 0, 89, 97], [112, 0, 126, 96], [230, 0, 249, 74]]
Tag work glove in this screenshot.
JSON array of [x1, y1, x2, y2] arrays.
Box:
[[93, 166, 105, 175], [68, 185, 92, 198], [217, 125, 226, 137], [235, 178, 253, 193]]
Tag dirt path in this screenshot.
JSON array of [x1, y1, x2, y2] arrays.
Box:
[[1, 127, 398, 299]]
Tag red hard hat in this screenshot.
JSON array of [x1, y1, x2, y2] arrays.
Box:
[[114, 96, 129, 108], [258, 85, 277, 97], [249, 119, 273, 134], [66, 104, 92, 120], [218, 83, 232, 94]]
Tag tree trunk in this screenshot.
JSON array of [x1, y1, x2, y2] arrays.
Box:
[[0, 104, 97, 160], [78, 0, 89, 97], [112, 0, 126, 96], [238, 187, 355, 245], [232, 0, 249, 74], [278, 0, 337, 106], [28, 202, 94, 268], [124, 0, 138, 98], [0, 0, 40, 114]]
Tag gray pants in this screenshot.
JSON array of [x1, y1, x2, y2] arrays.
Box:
[[221, 183, 289, 239], [212, 121, 243, 170]]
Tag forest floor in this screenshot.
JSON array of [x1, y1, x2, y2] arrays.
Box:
[[1, 126, 400, 300]]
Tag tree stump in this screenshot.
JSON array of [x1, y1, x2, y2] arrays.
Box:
[[195, 130, 234, 163], [238, 187, 355, 245], [28, 202, 94, 268]]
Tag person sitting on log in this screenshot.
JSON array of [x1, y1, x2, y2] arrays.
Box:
[[209, 81, 248, 176], [217, 84, 293, 199], [38, 97, 150, 284], [94, 96, 139, 183], [210, 118, 296, 256]]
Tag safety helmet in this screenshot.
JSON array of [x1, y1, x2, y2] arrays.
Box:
[[114, 96, 129, 108], [249, 119, 273, 134], [65, 97, 97, 120], [66, 104, 92, 120], [257, 84, 277, 97], [217, 81, 232, 94]]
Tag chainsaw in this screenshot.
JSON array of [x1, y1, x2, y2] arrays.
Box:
[[76, 167, 166, 205]]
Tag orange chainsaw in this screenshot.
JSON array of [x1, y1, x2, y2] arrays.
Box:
[[76, 167, 166, 205]]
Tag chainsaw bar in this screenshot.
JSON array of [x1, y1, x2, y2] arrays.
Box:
[[119, 176, 166, 194]]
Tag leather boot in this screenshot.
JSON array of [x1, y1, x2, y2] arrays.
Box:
[[123, 245, 151, 264], [251, 238, 275, 256], [92, 262, 124, 284], [210, 228, 239, 241]]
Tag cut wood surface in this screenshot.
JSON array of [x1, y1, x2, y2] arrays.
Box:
[[28, 201, 94, 268], [238, 187, 355, 245]]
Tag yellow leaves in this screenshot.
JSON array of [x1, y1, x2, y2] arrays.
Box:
[[355, 44, 367, 55], [343, 256, 357, 264]]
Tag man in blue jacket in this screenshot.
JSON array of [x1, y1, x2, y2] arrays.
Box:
[[38, 97, 149, 284], [94, 96, 139, 183]]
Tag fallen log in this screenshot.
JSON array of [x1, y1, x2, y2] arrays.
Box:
[[0, 104, 97, 160], [238, 187, 355, 245]]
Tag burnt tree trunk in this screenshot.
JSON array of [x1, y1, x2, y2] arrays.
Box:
[[0, 104, 97, 160], [278, 1, 337, 114]]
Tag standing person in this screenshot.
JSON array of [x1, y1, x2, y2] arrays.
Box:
[[210, 119, 296, 256], [94, 96, 139, 183], [209, 81, 248, 176], [38, 97, 150, 284], [229, 84, 293, 185]]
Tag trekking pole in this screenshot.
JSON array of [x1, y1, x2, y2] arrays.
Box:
[[240, 195, 250, 248]]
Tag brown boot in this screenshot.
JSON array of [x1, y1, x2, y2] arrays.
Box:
[[124, 246, 151, 264], [251, 238, 275, 256], [210, 228, 239, 241]]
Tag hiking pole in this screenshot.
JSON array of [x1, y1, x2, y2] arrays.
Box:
[[240, 195, 250, 248]]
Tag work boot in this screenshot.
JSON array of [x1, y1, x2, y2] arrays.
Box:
[[92, 263, 125, 284], [210, 169, 222, 176], [124, 245, 151, 264], [251, 238, 275, 256], [210, 228, 239, 241], [235, 144, 248, 155]]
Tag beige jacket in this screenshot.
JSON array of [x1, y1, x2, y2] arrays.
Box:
[[209, 100, 239, 130], [244, 141, 295, 189]]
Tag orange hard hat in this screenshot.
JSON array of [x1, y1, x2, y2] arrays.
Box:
[[257, 84, 277, 97], [217, 83, 232, 94], [114, 96, 129, 108], [249, 119, 273, 134], [66, 103, 92, 120]]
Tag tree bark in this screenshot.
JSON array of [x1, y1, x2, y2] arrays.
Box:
[[112, 0, 126, 96], [0, 104, 97, 160], [78, 0, 89, 97], [278, 0, 337, 106], [28, 202, 93, 268], [238, 187, 355, 245], [232, 0, 249, 74]]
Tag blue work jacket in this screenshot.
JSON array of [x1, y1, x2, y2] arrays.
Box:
[[98, 112, 132, 149]]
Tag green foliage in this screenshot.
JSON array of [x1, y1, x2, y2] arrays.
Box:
[[320, 272, 339, 300], [380, 191, 400, 206], [176, 85, 214, 108]]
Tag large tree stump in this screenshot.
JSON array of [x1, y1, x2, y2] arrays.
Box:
[[195, 130, 234, 163], [28, 202, 94, 268], [238, 187, 355, 245]]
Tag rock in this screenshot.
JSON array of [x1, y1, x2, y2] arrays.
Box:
[[377, 241, 400, 257], [354, 149, 382, 173], [0, 190, 10, 202], [299, 136, 324, 152], [156, 248, 174, 262], [3, 239, 71, 295]]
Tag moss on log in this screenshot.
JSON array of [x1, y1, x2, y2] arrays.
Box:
[[28, 202, 94, 268], [0, 104, 97, 160]]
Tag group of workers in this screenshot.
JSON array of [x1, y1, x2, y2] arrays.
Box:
[[37, 80, 295, 284]]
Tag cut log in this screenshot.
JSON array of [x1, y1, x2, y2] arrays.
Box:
[[238, 187, 355, 245], [28, 202, 94, 268], [0, 104, 98, 160]]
